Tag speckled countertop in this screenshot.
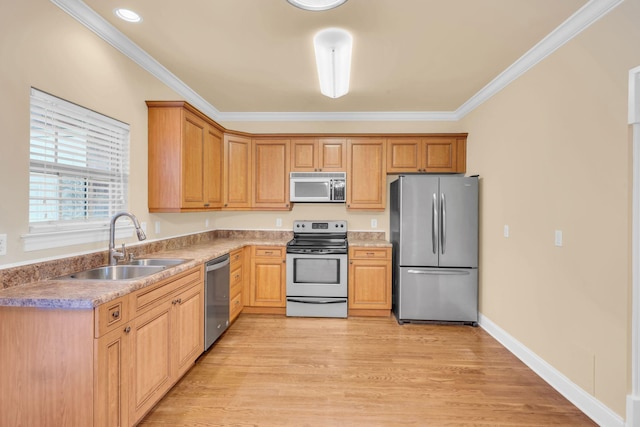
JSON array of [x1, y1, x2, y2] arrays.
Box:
[[0, 234, 391, 310]]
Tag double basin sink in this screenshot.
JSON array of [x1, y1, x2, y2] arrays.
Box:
[[54, 258, 190, 281]]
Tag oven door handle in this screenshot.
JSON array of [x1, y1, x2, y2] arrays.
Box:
[[286, 298, 346, 305]]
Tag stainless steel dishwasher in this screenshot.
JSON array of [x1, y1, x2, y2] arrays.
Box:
[[204, 254, 230, 350]]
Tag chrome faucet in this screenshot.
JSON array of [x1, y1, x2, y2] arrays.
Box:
[[109, 212, 147, 265]]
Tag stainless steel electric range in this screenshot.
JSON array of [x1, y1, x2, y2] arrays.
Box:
[[285, 220, 348, 318]]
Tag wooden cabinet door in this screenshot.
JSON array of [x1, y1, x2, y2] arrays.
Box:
[[318, 138, 346, 171], [387, 137, 421, 173], [204, 126, 224, 208], [129, 302, 173, 424], [348, 260, 392, 310], [422, 137, 458, 173], [95, 326, 130, 427], [347, 138, 386, 210], [253, 138, 291, 209], [251, 248, 286, 307], [181, 111, 207, 208], [291, 138, 317, 171], [224, 134, 252, 209], [173, 283, 204, 378]]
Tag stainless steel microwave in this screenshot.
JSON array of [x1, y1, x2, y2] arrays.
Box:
[[290, 172, 346, 203]]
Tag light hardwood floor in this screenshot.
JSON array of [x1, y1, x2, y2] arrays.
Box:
[[139, 314, 596, 426]]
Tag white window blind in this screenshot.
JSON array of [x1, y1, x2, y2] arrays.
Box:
[[28, 88, 130, 238]]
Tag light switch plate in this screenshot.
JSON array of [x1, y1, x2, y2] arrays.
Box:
[[276, 218, 282, 227], [555, 230, 563, 247], [371, 219, 378, 228], [503, 225, 509, 238], [0, 234, 6, 255]]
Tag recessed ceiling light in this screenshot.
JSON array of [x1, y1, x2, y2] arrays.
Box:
[[114, 8, 142, 23], [287, 0, 348, 11]]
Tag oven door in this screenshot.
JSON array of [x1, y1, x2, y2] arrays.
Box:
[[286, 253, 347, 297]]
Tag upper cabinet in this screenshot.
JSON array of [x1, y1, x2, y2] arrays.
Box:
[[291, 138, 346, 172], [386, 135, 467, 174], [252, 138, 291, 210], [223, 134, 252, 209], [147, 101, 224, 212], [347, 138, 386, 211]]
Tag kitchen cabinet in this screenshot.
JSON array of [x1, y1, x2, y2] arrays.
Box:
[[248, 246, 287, 312], [0, 265, 204, 427], [128, 266, 204, 424], [252, 138, 292, 210], [346, 138, 386, 210], [348, 247, 392, 316], [147, 101, 224, 212], [229, 248, 245, 322], [291, 137, 346, 172], [386, 136, 467, 173], [224, 133, 253, 209]]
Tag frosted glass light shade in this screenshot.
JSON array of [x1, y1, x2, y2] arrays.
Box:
[[287, 0, 348, 11], [314, 28, 352, 99]]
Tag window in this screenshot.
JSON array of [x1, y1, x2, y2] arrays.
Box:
[[25, 88, 130, 250]]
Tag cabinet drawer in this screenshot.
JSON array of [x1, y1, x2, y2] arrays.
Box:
[[230, 266, 243, 296], [230, 248, 244, 267], [230, 292, 243, 321], [350, 248, 391, 260], [95, 295, 130, 338], [253, 246, 284, 258], [131, 267, 202, 316]]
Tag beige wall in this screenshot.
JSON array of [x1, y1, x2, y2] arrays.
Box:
[[2, 0, 637, 420], [460, 0, 640, 416]]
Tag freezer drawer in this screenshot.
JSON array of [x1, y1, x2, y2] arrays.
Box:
[[395, 267, 478, 324]]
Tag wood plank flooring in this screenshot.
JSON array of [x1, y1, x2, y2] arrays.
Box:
[[139, 314, 596, 426]]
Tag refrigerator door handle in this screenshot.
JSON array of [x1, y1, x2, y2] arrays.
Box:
[[441, 193, 446, 254], [432, 193, 438, 254], [407, 269, 471, 276]]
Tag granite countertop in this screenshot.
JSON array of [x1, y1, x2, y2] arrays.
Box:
[[0, 237, 289, 310], [0, 233, 390, 310]]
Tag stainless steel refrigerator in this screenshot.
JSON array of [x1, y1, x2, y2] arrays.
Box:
[[390, 175, 478, 325]]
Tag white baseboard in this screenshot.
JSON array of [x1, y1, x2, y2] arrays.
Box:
[[479, 313, 624, 427]]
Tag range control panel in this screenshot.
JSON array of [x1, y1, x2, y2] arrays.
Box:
[[293, 220, 347, 233]]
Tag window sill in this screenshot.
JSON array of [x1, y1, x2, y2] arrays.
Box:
[[22, 225, 134, 252]]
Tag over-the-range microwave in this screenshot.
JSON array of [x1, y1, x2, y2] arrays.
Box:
[[290, 172, 346, 203]]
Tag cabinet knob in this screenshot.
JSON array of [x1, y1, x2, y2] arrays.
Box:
[[282, 260, 286, 263], [112, 310, 120, 319], [350, 261, 353, 265], [124, 326, 131, 334], [204, 203, 210, 207], [224, 203, 228, 207]]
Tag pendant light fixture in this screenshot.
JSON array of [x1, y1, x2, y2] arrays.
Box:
[[287, 0, 348, 11], [314, 28, 353, 99]]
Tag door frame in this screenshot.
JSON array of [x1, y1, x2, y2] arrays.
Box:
[[628, 64, 640, 427]]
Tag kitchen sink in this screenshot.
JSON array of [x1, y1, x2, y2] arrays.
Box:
[[124, 258, 189, 267], [54, 265, 166, 281]]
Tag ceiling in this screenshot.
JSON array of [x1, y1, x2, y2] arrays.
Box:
[[71, 0, 595, 118]]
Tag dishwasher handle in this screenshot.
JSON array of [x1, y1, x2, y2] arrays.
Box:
[[206, 255, 230, 272]]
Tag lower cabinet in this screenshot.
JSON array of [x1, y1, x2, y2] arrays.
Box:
[[0, 265, 205, 427], [348, 247, 392, 317], [229, 248, 245, 322], [245, 246, 287, 314]]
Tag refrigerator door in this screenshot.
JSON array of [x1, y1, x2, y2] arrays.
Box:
[[396, 267, 478, 323], [396, 175, 439, 267], [438, 176, 478, 268]]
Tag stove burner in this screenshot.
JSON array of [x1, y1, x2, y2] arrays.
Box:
[[287, 220, 348, 255]]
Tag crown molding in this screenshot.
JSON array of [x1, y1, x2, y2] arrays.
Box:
[[456, 0, 624, 119], [51, 0, 623, 123]]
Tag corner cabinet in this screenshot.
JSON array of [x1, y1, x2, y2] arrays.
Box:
[[386, 135, 467, 174], [346, 138, 387, 211], [348, 247, 392, 317], [147, 101, 224, 212], [252, 138, 292, 210]]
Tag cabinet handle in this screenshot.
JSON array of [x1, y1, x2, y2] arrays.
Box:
[[224, 203, 228, 207], [367, 252, 375, 256], [350, 261, 353, 264], [204, 203, 210, 207], [124, 326, 131, 334], [282, 260, 286, 264], [265, 251, 273, 255], [172, 298, 182, 305], [112, 310, 120, 319], [235, 274, 240, 279]]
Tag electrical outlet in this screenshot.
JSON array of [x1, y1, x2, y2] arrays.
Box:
[[141, 222, 147, 233], [503, 225, 509, 238], [155, 221, 161, 234], [555, 230, 563, 247], [371, 219, 378, 228], [276, 218, 282, 227], [0, 234, 6, 255], [205, 218, 210, 228]]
